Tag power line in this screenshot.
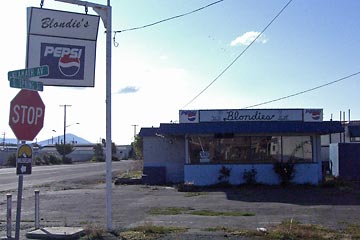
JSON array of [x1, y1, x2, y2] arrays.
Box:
[[181, 0, 293, 109], [115, 0, 225, 33], [243, 71, 360, 109]]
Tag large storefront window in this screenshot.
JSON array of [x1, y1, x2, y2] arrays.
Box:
[[188, 135, 313, 164]]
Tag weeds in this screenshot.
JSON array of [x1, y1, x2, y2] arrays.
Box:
[[147, 207, 255, 217], [119, 223, 186, 240]]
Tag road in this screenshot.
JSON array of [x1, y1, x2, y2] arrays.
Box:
[[0, 161, 132, 192]]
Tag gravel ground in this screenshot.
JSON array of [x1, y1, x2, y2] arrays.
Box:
[[0, 166, 359, 239]]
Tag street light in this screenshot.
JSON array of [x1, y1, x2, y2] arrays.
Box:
[[66, 123, 80, 144]]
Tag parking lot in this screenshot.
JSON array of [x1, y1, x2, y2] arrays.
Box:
[[1, 172, 360, 239]]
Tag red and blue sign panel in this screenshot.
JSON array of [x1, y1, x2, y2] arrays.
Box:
[[40, 43, 85, 80]]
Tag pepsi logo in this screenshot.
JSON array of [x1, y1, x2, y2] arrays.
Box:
[[40, 43, 85, 80], [311, 111, 320, 120], [181, 111, 197, 121], [58, 54, 81, 77]]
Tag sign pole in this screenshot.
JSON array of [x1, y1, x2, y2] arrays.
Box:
[[54, 0, 113, 231], [15, 140, 25, 240], [105, 0, 113, 231], [15, 175, 23, 240]]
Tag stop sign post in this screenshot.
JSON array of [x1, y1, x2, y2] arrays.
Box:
[[9, 89, 45, 141]]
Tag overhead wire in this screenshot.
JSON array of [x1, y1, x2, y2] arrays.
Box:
[[115, 0, 225, 33], [243, 71, 360, 109], [181, 0, 293, 109]]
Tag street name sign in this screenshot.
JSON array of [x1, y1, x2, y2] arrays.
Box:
[[16, 144, 32, 175], [8, 65, 49, 80], [9, 78, 44, 91]]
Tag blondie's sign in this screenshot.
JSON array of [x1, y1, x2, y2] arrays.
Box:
[[26, 7, 99, 87], [179, 109, 323, 123]]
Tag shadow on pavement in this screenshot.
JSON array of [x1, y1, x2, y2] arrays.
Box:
[[186, 184, 360, 206]]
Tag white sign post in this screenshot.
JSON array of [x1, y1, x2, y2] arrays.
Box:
[[54, 0, 113, 231]]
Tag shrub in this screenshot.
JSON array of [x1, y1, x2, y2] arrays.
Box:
[[273, 161, 295, 185], [218, 166, 232, 184], [243, 168, 257, 185], [42, 154, 62, 165], [6, 153, 16, 167], [62, 156, 72, 164], [34, 156, 43, 165]]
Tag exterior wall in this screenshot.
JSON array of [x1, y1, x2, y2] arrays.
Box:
[[143, 136, 185, 183], [185, 163, 322, 186], [329, 143, 360, 180]]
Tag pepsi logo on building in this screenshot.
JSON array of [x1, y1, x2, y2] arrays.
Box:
[[40, 43, 85, 80]]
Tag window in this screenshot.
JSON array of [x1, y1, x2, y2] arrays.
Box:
[[188, 135, 313, 164], [251, 136, 281, 163], [281, 136, 312, 162]]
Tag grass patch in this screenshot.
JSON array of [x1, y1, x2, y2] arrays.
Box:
[[147, 207, 193, 215], [190, 209, 255, 217], [266, 220, 340, 240], [81, 226, 106, 240], [118, 170, 143, 179], [184, 192, 208, 197], [147, 207, 254, 217], [120, 224, 187, 240], [204, 220, 360, 239], [345, 223, 360, 239]]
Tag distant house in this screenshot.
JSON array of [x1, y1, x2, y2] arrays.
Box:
[[116, 145, 132, 160], [140, 108, 344, 186]]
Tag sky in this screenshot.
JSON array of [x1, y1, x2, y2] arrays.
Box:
[[1, 0, 360, 145]]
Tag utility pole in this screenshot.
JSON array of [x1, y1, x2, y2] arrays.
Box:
[[131, 124, 138, 140], [60, 104, 71, 159], [2, 132, 5, 149]]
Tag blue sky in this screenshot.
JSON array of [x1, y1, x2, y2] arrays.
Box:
[[1, 0, 359, 144]]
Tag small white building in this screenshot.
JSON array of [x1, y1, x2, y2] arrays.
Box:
[[140, 108, 344, 186]]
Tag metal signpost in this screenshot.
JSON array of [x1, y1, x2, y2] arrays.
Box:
[[8, 68, 46, 239], [54, 0, 113, 231]]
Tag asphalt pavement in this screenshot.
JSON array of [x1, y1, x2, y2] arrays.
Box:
[[0, 162, 359, 239]]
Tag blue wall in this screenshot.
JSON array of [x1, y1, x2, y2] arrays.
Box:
[[184, 163, 322, 186]]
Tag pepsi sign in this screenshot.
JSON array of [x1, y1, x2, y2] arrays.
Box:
[[304, 109, 323, 122], [41, 43, 85, 80], [179, 110, 199, 123], [26, 7, 99, 87]]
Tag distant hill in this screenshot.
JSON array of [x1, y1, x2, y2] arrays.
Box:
[[37, 133, 92, 146], [4, 133, 92, 146]]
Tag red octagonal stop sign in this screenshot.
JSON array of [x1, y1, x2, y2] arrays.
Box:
[[9, 89, 45, 141]]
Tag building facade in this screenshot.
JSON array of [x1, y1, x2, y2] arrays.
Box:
[[140, 109, 344, 186]]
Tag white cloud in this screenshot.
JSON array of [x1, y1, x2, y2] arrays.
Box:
[[230, 31, 268, 46], [116, 86, 140, 94]]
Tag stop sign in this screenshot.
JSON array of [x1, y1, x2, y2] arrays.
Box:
[[9, 89, 45, 141]]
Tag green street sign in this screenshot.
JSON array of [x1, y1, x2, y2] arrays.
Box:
[[8, 65, 49, 80], [9, 78, 43, 92]]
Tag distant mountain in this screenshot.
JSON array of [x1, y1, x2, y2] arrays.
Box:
[[3, 134, 92, 146], [37, 133, 92, 146]]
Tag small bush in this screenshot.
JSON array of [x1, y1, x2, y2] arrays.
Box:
[[62, 156, 72, 164], [274, 161, 295, 186], [34, 156, 43, 165], [6, 153, 16, 167], [218, 166, 231, 184], [243, 168, 257, 185], [43, 154, 62, 165]]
